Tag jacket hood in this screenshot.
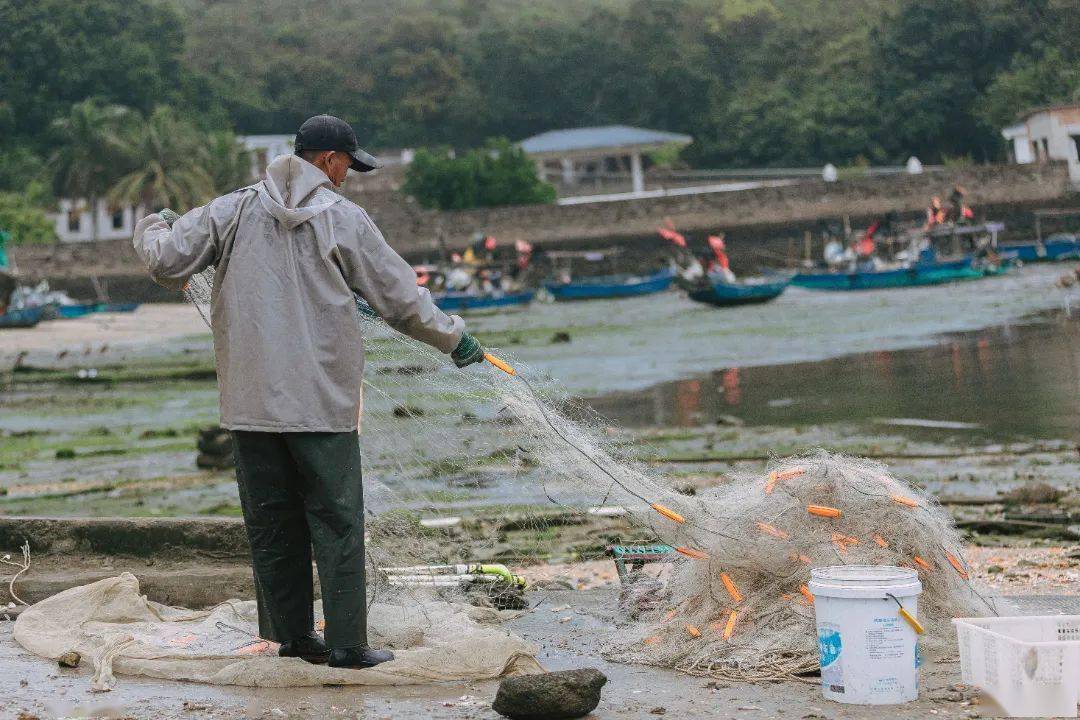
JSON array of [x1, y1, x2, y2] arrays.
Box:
[[258, 155, 342, 229]]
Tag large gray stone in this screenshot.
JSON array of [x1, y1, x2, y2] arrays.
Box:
[[492, 668, 607, 720]]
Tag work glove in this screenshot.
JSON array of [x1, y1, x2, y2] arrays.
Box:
[[159, 208, 180, 227], [451, 332, 485, 368]]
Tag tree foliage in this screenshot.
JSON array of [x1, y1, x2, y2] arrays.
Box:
[[1, 0, 1079, 204], [404, 140, 556, 210], [0, 192, 57, 245]]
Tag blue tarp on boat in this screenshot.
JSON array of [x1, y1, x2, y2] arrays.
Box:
[[434, 290, 534, 313], [544, 267, 675, 301]]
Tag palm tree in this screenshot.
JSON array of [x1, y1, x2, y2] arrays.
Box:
[[48, 99, 130, 241], [108, 106, 216, 212], [202, 131, 254, 196]]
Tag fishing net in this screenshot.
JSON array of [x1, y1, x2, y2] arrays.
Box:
[[16, 267, 992, 686]]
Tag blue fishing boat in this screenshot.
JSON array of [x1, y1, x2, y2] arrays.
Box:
[[683, 275, 790, 307], [790, 257, 986, 291], [56, 303, 98, 319], [434, 290, 535, 313], [95, 302, 140, 313], [999, 234, 1080, 263], [544, 267, 675, 301], [0, 306, 43, 329]]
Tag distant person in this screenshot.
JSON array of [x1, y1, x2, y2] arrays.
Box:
[[131, 114, 489, 670], [823, 238, 849, 270], [925, 196, 946, 229], [950, 185, 975, 224], [708, 234, 736, 283]]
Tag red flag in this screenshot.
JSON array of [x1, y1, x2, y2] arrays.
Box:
[[658, 227, 687, 248]]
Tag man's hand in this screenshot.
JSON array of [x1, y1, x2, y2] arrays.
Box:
[[451, 332, 485, 368], [159, 208, 180, 227]]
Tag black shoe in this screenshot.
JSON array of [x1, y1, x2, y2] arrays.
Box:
[[278, 632, 330, 664], [328, 646, 395, 669]]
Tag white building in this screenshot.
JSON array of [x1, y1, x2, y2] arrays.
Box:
[[52, 135, 297, 243], [240, 134, 294, 177], [519, 125, 693, 195], [53, 198, 146, 243], [1002, 104, 1080, 165]]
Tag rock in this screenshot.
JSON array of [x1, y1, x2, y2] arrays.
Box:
[[986, 565, 1004, 574], [1002, 482, 1065, 505], [196, 427, 232, 455], [715, 414, 744, 427], [550, 331, 572, 344], [649, 708, 667, 715], [57, 650, 81, 668], [492, 668, 607, 720]]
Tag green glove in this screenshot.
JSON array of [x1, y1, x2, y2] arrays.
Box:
[[451, 332, 485, 368], [159, 208, 180, 227]]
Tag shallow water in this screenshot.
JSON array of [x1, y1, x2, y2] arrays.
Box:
[[469, 264, 1078, 396], [585, 311, 1080, 442]]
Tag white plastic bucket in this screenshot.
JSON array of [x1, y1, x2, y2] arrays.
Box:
[[808, 565, 923, 705]]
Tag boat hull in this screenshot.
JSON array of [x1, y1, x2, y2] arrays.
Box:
[[791, 259, 987, 291], [0, 306, 42, 328], [544, 268, 675, 301], [434, 290, 534, 313], [685, 277, 790, 307], [999, 237, 1080, 262]]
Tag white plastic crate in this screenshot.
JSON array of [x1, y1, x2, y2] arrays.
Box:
[[954, 615, 1080, 717]]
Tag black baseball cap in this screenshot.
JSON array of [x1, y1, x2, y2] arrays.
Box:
[[294, 115, 381, 172]]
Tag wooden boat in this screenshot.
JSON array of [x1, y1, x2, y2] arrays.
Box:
[[999, 235, 1080, 263], [544, 267, 675, 301], [433, 290, 534, 313], [682, 275, 790, 307], [0, 306, 42, 329], [789, 257, 988, 291]]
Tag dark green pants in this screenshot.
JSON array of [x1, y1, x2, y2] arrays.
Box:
[[233, 430, 367, 649]]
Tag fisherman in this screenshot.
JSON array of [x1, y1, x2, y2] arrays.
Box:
[[131, 115, 488, 670], [707, 234, 736, 283], [925, 196, 946, 229]]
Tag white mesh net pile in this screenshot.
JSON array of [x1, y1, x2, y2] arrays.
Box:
[[15, 268, 993, 687]]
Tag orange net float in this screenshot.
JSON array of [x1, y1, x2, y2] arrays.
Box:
[[807, 504, 842, 519], [722, 610, 738, 640], [664, 609, 677, 622], [890, 494, 919, 509], [644, 635, 662, 645], [765, 467, 805, 494], [832, 532, 859, 546], [913, 555, 933, 571], [873, 535, 889, 548], [686, 624, 701, 638], [756, 522, 790, 539], [675, 546, 709, 560], [946, 552, 970, 580], [799, 584, 815, 605], [720, 573, 743, 604], [651, 503, 685, 524]]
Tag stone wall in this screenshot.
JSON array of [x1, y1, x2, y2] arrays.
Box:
[[358, 162, 1072, 255], [10, 162, 1072, 289]]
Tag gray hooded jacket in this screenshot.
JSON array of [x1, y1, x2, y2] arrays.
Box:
[[133, 155, 464, 432]]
